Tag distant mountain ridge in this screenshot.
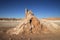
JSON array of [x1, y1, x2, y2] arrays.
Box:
[[0, 18, 60, 20], [0, 18, 22, 20]]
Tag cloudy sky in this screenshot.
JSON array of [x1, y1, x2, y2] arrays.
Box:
[[0, 0, 60, 18]]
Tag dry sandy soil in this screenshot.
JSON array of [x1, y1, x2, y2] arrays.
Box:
[[0, 18, 60, 40]]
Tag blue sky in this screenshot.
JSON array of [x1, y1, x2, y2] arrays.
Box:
[[0, 0, 60, 18]]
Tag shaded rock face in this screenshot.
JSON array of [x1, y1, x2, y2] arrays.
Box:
[[29, 17, 41, 34]]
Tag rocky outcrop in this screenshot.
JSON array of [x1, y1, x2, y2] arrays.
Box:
[[6, 9, 41, 35]]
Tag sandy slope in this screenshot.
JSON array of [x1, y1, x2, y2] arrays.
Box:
[[40, 19, 60, 33]]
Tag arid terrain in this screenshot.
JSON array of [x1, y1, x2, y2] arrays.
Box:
[[0, 18, 60, 40]]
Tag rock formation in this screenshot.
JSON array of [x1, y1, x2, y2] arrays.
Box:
[[6, 9, 60, 35], [6, 9, 41, 35]]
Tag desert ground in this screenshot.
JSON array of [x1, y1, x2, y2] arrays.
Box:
[[0, 18, 60, 40]]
